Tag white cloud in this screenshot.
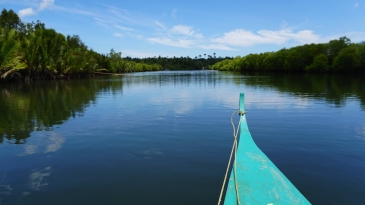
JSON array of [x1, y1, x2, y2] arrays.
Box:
[[147, 24, 202, 48], [154, 21, 167, 30], [171, 25, 202, 38], [212, 28, 320, 47], [39, 0, 54, 10], [114, 25, 134, 31], [199, 44, 234, 50], [114, 33, 123, 38], [354, 2, 359, 7], [53, 6, 94, 16], [18, 0, 54, 18], [148, 37, 193, 48], [171, 9, 177, 19], [94, 17, 111, 27], [18, 8, 37, 18]]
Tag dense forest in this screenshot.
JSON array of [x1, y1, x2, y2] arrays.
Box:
[[211, 37, 365, 72], [0, 9, 225, 81]]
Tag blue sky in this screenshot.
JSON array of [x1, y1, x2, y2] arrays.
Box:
[[1, 0, 365, 58]]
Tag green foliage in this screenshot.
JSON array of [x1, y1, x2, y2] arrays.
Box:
[[305, 54, 329, 72], [125, 55, 226, 71], [327, 36, 351, 65], [332, 45, 358, 71], [0, 9, 20, 30], [212, 36, 364, 73], [0, 28, 27, 79]]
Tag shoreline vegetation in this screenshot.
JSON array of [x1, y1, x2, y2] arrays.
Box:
[[0, 9, 364, 82]]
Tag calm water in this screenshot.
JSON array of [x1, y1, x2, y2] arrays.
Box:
[[1, 71, 364, 204]]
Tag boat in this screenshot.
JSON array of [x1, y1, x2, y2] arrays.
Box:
[[219, 93, 311, 205]]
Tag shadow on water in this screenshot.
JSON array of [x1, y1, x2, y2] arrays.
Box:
[[127, 71, 365, 109], [229, 72, 365, 109], [0, 76, 124, 144]]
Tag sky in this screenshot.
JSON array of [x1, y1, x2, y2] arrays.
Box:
[[1, 0, 365, 58]]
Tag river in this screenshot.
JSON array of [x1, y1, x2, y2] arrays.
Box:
[[1, 71, 364, 204]]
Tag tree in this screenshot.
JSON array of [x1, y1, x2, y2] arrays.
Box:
[[0, 9, 21, 30], [305, 54, 329, 72], [332, 45, 358, 71], [327, 36, 351, 66], [0, 28, 27, 79]]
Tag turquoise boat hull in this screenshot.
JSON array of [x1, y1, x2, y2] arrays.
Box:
[[223, 93, 311, 205]]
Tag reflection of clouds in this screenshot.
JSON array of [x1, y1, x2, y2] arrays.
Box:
[[45, 133, 65, 153], [0, 173, 12, 205], [209, 89, 311, 110], [19, 132, 65, 156], [29, 167, 51, 191], [150, 91, 198, 115], [117, 72, 313, 119], [355, 124, 365, 140], [0, 174, 12, 195], [22, 144, 38, 155], [208, 89, 238, 109]]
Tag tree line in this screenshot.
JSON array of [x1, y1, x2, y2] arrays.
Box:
[[211, 37, 365, 72], [0, 9, 164, 81], [124, 55, 231, 71]]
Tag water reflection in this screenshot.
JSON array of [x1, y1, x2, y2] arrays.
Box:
[[355, 124, 365, 141], [127, 148, 165, 160], [1, 71, 364, 145], [19, 132, 65, 156], [124, 71, 365, 109], [0, 174, 12, 195], [29, 166, 52, 191], [0, 78, 123, 144], [238, 72, 365, 108]]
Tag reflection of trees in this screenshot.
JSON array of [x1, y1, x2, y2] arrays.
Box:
[[122, 71, 219, 87], [236, 72, 365, 108], [124, 71, 365, 109], [0, 77, 123, 144], [1, 71, 364, 143]]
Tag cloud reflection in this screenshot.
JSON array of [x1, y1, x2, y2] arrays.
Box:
[[19, 132, 65, 156], [208, 89, 311, 110], [355, 124, 365, 140], [29, 167, 52, 191], [0, 173, 12, 204], [45, 133, 65, 153], [149, 91, 199, 115], [0, 174, 12, 195]]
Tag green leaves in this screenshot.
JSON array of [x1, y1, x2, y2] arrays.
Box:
[[211, 37, 365, 72], [305, 54, 329, 72], [0, 28, 27, 79]]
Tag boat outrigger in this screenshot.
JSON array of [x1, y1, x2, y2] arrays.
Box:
[[219, 93, 311, 205]]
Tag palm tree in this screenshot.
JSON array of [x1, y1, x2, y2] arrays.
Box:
[[0, 28, 27, 79]]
